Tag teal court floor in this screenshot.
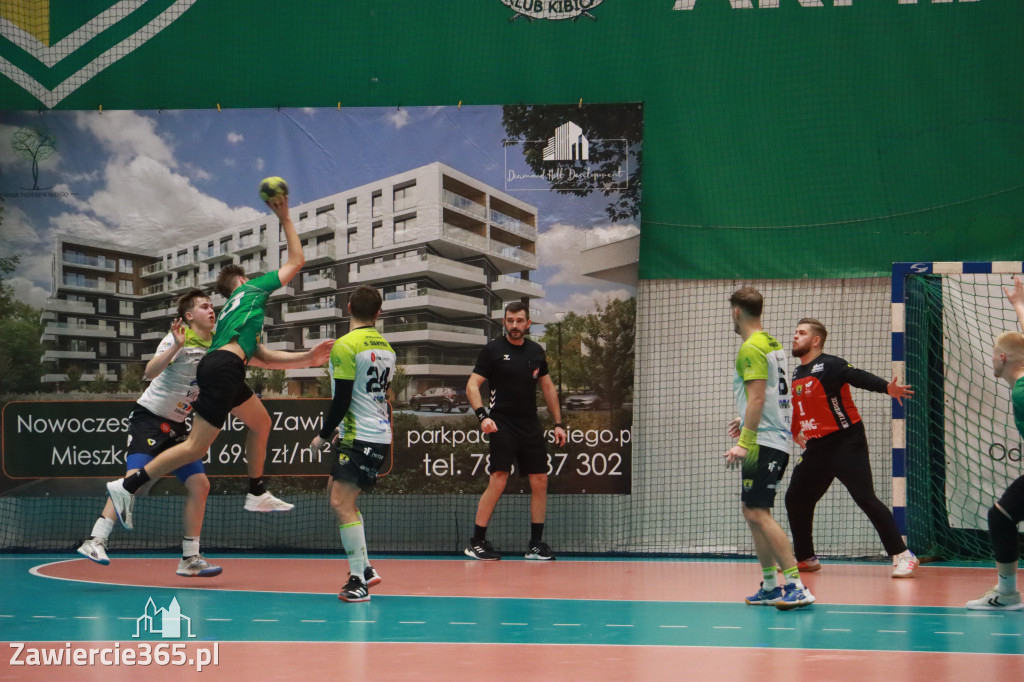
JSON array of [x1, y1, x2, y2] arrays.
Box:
[[1, 554, 1021, 680]]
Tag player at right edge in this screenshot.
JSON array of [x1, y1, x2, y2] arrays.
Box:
[[966, 275, 1024, 611]]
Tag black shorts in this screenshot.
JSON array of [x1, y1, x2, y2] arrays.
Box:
[[125, 405, 204, 482], [998, 475, 1024, 522], [330, 439, 389, 491], [488, 413, 548, 476], [741, 444, 789, 509], [191, 350, 254, 429]]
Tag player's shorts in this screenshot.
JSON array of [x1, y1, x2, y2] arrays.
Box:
[[330, 439, 389, 491], [488, 412, 548, 476], [124, 404, 205, 483], [741, 444, 789, 509], [997, 475, 1024, 522], [191, 350, 254, 429]]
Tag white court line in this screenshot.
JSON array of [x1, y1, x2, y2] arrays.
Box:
[[349, 620, 375, 624], [301, 620, 326, 623], [935, 631, 964, 635], [767, 627, 794, 631], [252, 619, 278, 622], [553, 623, 581, 627], [501, 622, 528, 626], [991, 633, 1021, 637], [73, 616, 99, 620], [827, 610, 1001, 618], [399, 621, 425, 624], [450, 622, 476, 625], [659, 625, 687, 629], [206, 618, 232, 621], [878, 629, 906, 633], [822, 628, 851, 632], [605, 624, 634, 628], [713, 626, 741, 630], [32, 615, 57, 619]]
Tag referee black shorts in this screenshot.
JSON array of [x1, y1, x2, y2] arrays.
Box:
[[488, 412, 548, 476], [191, 350, 254, 429]]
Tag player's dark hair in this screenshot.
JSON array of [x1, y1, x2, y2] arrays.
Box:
[[215, 264, 246, 298], [504, 301, 529, 317], [729, 287, 763, 317], [349, 284, 383, 321], [798, 317, 828, 348], [176, 288, 209, 322]]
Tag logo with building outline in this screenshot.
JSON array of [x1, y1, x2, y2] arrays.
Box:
[[544, 122, 589, 162], [133, 597, 196, 639]]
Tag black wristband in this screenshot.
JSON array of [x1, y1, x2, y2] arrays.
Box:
[[475, 407, 489, 422], [554, 422, 564, 429]]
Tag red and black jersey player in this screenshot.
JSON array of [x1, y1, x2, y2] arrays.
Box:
[[787, 318, 917, 578]]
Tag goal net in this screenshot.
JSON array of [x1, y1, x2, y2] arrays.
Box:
[[901, 263, 1024, 559]]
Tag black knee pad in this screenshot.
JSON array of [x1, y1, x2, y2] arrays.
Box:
[[988, 505, 1021, 564]]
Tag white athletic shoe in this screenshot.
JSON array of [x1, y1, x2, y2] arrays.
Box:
[[176, 554, 223, 577], [77, 538, 110, 565], [244, 491, 294, 512], [966, 588, 1023, 611], [891, 550, 919, 578], [106, 479, 135, 531]]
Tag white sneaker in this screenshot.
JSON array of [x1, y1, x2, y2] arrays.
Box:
[[244, 491, 294, 512], [77, 538, 110, 565], [106, 479, 135, 531], [176, 554, 223, 577], [966, 588, 1023, 611], [891, 550, 919, 578]]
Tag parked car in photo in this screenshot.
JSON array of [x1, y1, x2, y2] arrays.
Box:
[[563, 393, 609, 411], [409, 387, 470, 413]]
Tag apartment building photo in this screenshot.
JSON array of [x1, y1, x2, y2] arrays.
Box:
[[41, 162, 544, 398]]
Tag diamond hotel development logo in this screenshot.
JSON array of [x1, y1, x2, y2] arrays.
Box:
[[544, 121, 589, 162], [134, 597, 196, 639]]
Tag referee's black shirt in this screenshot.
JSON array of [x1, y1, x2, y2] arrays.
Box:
[[472, 337, 549, 417]]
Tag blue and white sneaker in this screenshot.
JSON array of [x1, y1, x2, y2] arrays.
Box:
[[745, 582, 783, 605], [775, 583, 816, 610], [176, 554, 222, 577], [105, 479, 135, 531]]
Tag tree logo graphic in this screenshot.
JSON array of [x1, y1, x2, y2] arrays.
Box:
[[11, 127, 57, 191]]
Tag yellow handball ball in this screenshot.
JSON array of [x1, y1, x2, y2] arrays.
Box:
[[259, 176, 289, 202]]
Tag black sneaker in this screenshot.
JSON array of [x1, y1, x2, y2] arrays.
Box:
[[364, 564, 382, 588], [464, 539, 501, 561], [338, 575, 369, 602], [525, 541, 556, 561]]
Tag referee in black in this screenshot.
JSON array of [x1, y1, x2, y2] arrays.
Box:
[[465, 302, 567, 560]]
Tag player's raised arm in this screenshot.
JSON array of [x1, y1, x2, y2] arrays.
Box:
[[250, 340, 332, 369], [1004, 275, 1024, 333], [267, 194, 305, 287], [144, 318, 186, 380]]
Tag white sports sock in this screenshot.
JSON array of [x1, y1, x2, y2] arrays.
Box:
[[91, 517, 115, 541], [340, 521, 368, 578], [358, 511, 370, 565], [182, 536, 200, 558], [761, 565, 779, 590]]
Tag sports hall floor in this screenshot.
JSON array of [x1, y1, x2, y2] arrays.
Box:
[[1, 554, 1021, 681]]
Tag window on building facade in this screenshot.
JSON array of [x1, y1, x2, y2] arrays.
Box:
[[394, 215, 416, 243], [347, 199, 357, 225], [120, 300, 134, 316], [120, 321, 134, 336], [119, 258, 133, 272], [97, 298, 106, 314], [371, 192, 383, 218], [372, 222, 386, 249], [347, 228, 358, 254], [393, 182, 417, 211], [118, 280, 134, 295]]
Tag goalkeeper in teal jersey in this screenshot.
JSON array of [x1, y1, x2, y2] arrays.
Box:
[[724, 287, 815, 610], [106, 192, 332, 529], [966, 276, 1024, 611], [309, 285, 396, 602]]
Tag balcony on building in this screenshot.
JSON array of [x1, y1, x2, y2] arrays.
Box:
[[169, 275, 196, 294], [263, 329, 296, 351], [351, 253, 486, 288], [61, 277, 118, 295], [140, 282, 169, 300], [201, 242, 234, 264], [297, 211, 337, 239], [491, 274, 545, 299], [43, 298, 96, 316], [442, 189, 487, 220], [302, 242, 335, 266], [438, 223, 538, 271], [171, 253, 194, 271], [141, 259, 169, 278], [382, 321, 487, 347], [382, 287, 486, 318], [282, 297, 345, 324], [302, 269, 336, 294], [62, 252, 117, 273], [140, 329, 167, 341], [489, 203, 538, 242], [41, 321, 117, 342], [239, 259, 268, 276], [301, 325, 337, 349], [398, 354, 476, 378], [236, 234, 267, 256], [270, 285, 295, 300], [42, 349, 97, 361]]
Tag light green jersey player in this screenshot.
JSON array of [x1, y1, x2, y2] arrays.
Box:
[[733, 330, 792, 451], [327, 326, 397, 445]]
